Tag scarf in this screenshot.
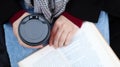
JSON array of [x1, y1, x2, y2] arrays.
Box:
[[24, 0, 69, 22]]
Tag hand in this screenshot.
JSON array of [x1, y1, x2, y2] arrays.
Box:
[[12, 12, 43, 48], [49, 15, 79, 48]]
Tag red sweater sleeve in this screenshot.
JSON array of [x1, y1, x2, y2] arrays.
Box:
[[9, 10, 26, 25], [10, 11, 83, 28], [62, 12, 83, 28]]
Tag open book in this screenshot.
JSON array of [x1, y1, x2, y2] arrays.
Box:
[[18, 21, 120, 67]]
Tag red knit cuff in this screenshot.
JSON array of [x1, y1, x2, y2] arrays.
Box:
[[62, 12, 83, 27], [10, 10, 26, 25]]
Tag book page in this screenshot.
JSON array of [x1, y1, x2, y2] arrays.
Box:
[[57, 21, 120, 67], [83, 22, 120, 67], [58, 39, 103, 67], [18, 22, 120, 67], [57, 25, 103, 67], [18, 45, 71, 67]]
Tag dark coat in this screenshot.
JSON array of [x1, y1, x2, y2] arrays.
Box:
[[65, 0, 120, 22], [0, 0, 21, 25], [1, 0, 120, 24]]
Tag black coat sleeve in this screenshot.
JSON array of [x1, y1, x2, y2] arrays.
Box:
[[104, 0, 120, 18], [0, 0, 22, 24], [65, 0, 104, 23]]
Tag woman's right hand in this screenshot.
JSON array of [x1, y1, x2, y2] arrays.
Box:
[[12, 12, 43, 48]]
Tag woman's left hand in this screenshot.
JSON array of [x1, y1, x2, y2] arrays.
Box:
[[49, 15, 79, 48]]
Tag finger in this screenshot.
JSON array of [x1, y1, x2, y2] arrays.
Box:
[[58, 30, 68, 47], [49, 24, 58, 45], [49, 30, 55, 46], [53, 26, 64, 48], [19, 40, 43, 48], [49, 34, 54, 46], [64, 30, 77, 46], [17, 34, 43, 48], [64, 23, 79, 46], [30, 45, 43, 48]]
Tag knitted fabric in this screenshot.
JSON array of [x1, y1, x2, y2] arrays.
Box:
[[24, 0, 69, 22]]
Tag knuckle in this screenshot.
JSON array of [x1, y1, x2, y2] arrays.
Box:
[[55, 21, 59, 25], [55, 21, 61, 26]]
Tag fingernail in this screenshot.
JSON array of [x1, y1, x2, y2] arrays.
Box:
[[53, 44, 57, 49], [49, 44, 52, 46], [49, 40, 53, 45]]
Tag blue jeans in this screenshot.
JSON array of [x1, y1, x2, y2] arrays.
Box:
[[96, 11, 109, 44], [4, 11, 109, 67]]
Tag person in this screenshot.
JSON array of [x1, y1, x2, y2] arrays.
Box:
[[0, 0, 83, 49], [0, 0, 120, 67], [1, 0, 83, 67]]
